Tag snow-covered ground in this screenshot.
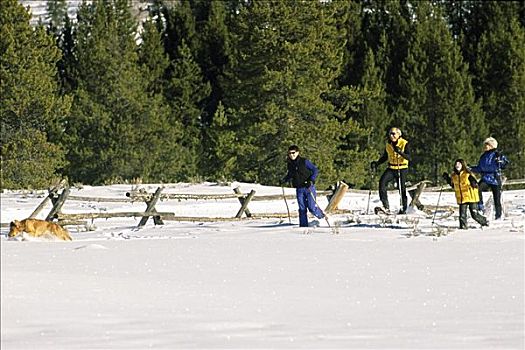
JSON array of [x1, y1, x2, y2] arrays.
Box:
[[1, 182, 524, 349]]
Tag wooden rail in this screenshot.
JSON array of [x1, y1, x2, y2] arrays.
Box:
[[57, 212, 175, 220], [124, 190, 333, 202], [12, 182, 346, 229]]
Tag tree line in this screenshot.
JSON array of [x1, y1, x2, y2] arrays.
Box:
[[1, 0, 524, 189]]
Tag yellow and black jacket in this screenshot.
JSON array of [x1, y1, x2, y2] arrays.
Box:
[[449, 171, 480, 204], [386, 138, 409, 169], [376, 137, 410, 170]]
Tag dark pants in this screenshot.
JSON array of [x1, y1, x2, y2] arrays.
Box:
[[459, 202, 488, 229], [379, 168, 408, 211], [478, 181, 502, 219]]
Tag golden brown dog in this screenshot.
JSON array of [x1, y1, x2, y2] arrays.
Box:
[[8, 219, 72, 241]]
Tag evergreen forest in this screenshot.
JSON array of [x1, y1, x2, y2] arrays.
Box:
[[1, 0, 524, 189]]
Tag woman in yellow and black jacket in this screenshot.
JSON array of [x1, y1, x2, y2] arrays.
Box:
[[370, 127, 411, 214], [443, 159, 488, 229]]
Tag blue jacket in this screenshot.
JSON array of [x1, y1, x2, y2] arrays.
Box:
[[470, 149, 509, 186]]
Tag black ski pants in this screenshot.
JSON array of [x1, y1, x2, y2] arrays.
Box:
[[379, 168, 408, 211], [478, 181, 502, 219], [459, 202, 488, 229]]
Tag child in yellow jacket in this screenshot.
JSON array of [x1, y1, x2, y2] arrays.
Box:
[[443, 159, 488, 229]]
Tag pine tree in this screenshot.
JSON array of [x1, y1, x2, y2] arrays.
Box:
[[198, 0, 231, 127], [160, 0, 198, 63], [0, 0, 70, 189], [167, 40, 212, 178], [138, 19, 170, 94], [338, 0, 363, 88], [460, 1, 523, 83], [66, 0, 189, 184], [1, 130, 66, 189], [396, 2, 486, 183], [203, 102, 238, 180], [359, 0, 412, 108], [55, 14, 78, 95], [220, 1, 349, 186], [357, 46, 391, 152], [330, 44, 390, 188], [157, 0, 233, 178]]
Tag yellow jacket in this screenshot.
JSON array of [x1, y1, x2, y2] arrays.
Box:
[[386, 138, 409, 169], [451, 171, 480, 204]]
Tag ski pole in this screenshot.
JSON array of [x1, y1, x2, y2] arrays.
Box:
[[366, 186, 372, 215], [397, 169, 403, 200], [307, 187, 331, 228], [366, 167, 375, 215], [396, 154, 403, 211], [281, 186, 292, 224]]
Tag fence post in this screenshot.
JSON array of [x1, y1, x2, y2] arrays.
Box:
[[409, 181, 428, 210], [324, 181, 348, 213], [138, 187, 164, 228], [233, 187, 252, 218], [29, 180, 66, 218], [235, 190, 256, 218], [45, 186, 71, 221]]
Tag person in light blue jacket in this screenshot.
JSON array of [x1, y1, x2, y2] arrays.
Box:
[[470, 137, 509, 220]]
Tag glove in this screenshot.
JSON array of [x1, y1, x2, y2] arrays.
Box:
[[370, 161, 378, 171], [393, 146, 402, 154], [305, 179, 314, 187]]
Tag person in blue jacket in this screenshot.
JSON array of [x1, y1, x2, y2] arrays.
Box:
[[281, 145, 326, 227], [470, 137, 509, 220]]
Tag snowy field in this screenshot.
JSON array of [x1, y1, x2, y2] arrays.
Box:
[[1, 182, 524, 349]]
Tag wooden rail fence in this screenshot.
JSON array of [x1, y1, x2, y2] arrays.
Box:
[[22, 181, 351, 229]]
